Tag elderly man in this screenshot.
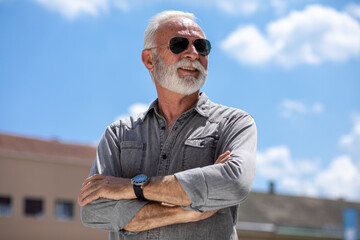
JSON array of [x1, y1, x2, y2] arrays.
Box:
[[78, 10, 256, 240]]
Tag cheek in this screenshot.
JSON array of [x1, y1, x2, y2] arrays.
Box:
[[201, 58, 208, 70], [158, 46, 176, 59], [167, 57, 184, 68], [159, 51, 179, 66]]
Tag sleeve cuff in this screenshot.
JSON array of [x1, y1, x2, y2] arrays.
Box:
[[111, 199, 149, 232], [174, 167, 207, 212]]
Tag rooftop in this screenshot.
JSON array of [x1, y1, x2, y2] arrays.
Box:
[[239, 191, 360, 229], [0, 132, 96, 161]]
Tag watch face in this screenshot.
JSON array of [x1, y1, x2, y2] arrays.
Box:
[[132, 174, 149, 184]]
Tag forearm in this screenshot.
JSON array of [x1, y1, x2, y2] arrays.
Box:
[[143, 175, 191, 206], [141, 152, 231, 207], [124, 202, 185, 232], [124, 202, 216, 232]]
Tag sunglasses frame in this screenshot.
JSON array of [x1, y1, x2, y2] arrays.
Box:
[[147, 36, 212, 56]]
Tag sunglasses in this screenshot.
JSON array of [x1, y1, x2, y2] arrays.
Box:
[[150, 37, 212, 56]]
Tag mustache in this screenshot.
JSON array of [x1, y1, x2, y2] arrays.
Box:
[[173, 59, 207, 75]]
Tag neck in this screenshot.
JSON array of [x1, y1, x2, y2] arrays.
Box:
[[155, 83, 199, 129]]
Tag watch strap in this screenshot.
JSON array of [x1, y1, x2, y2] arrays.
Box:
[[133, 185, 146, 200]]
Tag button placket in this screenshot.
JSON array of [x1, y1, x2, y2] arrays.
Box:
[[156, 117, 168, 175], [157, 110, 195, 175]]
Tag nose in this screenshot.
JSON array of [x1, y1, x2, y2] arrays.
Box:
[[182, 41, 199, 61]]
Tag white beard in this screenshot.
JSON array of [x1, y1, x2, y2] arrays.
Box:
[[151, 53, 208, 95]]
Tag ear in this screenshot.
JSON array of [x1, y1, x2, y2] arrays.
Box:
[[142, 49, 155, 72]]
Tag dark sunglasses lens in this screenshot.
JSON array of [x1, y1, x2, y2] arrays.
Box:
[[194, 39, 211, 56], [169, 37, 189, 54]]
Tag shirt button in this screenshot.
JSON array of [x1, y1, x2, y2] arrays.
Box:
[[162, 154, 167, 159], [161, 126, 166, 130]]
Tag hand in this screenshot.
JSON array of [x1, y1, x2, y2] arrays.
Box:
[[189, 209, 218, 222], [214, 150, 231, 164], [78, 174, 135, 206]]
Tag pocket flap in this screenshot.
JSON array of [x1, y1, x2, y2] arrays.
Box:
[[184, 137, 216, 148]]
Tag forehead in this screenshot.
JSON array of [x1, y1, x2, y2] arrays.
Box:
[[155, 17, 205, 44]]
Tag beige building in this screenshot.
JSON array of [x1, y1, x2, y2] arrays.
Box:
[[0, 133, 107, 240], [1, 132, 359, 240]]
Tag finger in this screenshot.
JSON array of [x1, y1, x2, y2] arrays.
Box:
[[79, 178, 104, 200], [78, 183, 103, 206], [82, 174, 105, 187], [217, 155, 230, 164], [78, 189, 101, 206], [80, 179, 103, 196], [219, 150, 230, 158], [82, 174, 104, 187], [215, 151, 231, 164]]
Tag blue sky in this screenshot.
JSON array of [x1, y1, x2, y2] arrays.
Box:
[[1, 0, 360, 201]]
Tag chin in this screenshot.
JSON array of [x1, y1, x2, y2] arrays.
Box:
[[167, 77, 206, 95]]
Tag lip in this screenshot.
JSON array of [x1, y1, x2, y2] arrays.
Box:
[[179, 66, 198, 71], [177, 66, 200, 78]]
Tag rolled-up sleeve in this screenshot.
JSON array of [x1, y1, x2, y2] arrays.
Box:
[[80, 125, 149, 233], [175, 114, 256, 212], [81, 199, 148, 232]]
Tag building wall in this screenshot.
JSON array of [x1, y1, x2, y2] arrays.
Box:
[[0, 150, 108, 240]]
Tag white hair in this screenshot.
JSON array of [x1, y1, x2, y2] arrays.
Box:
[[143, 10, 196, 49]]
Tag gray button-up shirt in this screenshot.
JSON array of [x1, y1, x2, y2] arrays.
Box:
[[81, 93, 257, 240]]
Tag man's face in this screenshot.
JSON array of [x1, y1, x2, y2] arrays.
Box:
[[151, 17, 209, 95]]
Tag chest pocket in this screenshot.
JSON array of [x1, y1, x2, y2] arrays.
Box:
[[120, 141, 145, 178], [182, 136, 218, 170]]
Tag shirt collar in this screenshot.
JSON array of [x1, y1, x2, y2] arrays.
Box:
[[194, 92, 210, 117], [144, 92, 210, 118]]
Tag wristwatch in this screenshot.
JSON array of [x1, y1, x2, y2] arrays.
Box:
[[131, 174, 150, 200]]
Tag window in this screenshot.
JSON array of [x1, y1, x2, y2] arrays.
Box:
[[55, 200, 74, 220], [0, 196, 12, 217], [24, 198, 44, 218]]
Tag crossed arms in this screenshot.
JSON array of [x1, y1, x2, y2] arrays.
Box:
[[78, 114, 256, 233], [78, 152, 230, 232]]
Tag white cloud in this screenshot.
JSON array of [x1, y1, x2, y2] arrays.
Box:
[[257, 146, 320, 178], [257, 114, 360, 201], [345, 3, 360, 19], [221, 5, 360, 67], [280, 99, 324, 117], [314, 155, 360, 200], [115, 102, 149, 121], [257, 146, 360, 200], [32, 0, 264, 19], [257, 146, 321, 196], [221, 25, 275, 64], [257, 146, 293, 179], [339, 113, 360, 161], [31, 0, 270, 20], [33, 0, 108, 19]]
